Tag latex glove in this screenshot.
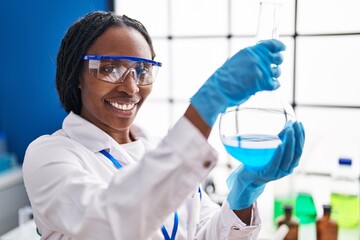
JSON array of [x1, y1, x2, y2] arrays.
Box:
[[226, 121, 305, 210], [190, 39, 286, 126]]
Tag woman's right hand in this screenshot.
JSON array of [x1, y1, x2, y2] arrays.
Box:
[[190, 39, 286, 127]]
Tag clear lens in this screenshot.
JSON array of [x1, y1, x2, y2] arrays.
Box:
[[87, 59, 159, 85]]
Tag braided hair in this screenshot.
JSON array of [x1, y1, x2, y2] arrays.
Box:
[[56, 11, 156, 114]]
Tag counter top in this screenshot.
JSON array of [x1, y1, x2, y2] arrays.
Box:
[[0, 168, 23, 191]]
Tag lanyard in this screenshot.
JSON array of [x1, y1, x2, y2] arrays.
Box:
[[99, 149, 122, 169], [99, 149, 178, 240], [161, 211, 178, 240]]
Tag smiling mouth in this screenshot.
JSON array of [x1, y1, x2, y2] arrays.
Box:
[[108, 101, 139, 111]]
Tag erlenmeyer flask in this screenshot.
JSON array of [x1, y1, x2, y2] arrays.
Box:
[[256, 0, 282, 42], [219, 0, 295, 168], [219, 94, 295, 167]]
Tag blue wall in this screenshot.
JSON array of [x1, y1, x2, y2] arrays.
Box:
[[0, 0, 110, 163]]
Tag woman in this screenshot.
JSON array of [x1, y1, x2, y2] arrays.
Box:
[[23, 11, 304, 239]]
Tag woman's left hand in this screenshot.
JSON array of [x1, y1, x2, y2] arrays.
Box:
[[226, 121, 305, 210]]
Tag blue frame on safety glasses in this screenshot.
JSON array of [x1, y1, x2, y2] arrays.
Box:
[[81, 55, 162, 86]]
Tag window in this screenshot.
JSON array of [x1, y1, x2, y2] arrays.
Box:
[[114, 0, 360, 225]]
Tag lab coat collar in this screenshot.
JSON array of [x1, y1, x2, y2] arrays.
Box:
[[62, 112, 116, 153]]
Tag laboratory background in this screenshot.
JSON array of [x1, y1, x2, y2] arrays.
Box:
[[0, 0, 359, 239]]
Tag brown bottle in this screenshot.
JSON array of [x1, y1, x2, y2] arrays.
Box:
[[277, 205, 299, 240], [316, 204, 338, 240]]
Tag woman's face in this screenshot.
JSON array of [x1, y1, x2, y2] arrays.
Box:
[[79, 26, 153, 143]]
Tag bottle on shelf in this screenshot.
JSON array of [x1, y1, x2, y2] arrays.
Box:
[[0, 131, 17, 172], [292, 171, 317, 224], [273, 175, 296, 223], [295, 191, 317, 224], [316, 204, 338, 240], [277, 205, 299, 240], [330, 158, 360, 228]]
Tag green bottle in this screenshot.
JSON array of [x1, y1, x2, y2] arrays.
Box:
[[330, 158, 359, 228], [294, 192, 317, 224], [273, 175, 296, 223]]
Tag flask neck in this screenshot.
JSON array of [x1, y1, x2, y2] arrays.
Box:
[[256, 0, 282, 41]]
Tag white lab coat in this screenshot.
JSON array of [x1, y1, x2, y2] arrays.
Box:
[[22, 112, 261, 240]]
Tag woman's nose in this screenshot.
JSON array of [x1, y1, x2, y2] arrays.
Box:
[[116, 69, 139, 95]]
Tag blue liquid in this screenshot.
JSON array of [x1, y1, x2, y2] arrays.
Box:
[[223, 135, 280, 167]]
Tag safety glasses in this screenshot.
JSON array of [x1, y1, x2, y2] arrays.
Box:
[[82, 55, 162, 86]]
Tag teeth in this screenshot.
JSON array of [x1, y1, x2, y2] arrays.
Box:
[[109, 101, 136, 111]]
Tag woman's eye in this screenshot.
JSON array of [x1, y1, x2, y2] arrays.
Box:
[[101, 65, 117, 74], [137, 67, 149, 75], [135, 63, 150, 75]]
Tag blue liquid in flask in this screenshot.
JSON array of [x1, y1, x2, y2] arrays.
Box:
[[223, 134, 280, 167]]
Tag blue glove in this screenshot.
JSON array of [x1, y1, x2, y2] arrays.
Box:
[[226, 121, 305, 210], [190, 39, 286, 126]]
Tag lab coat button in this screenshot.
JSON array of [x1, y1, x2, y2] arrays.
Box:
[[203, 160, 211, 168], [231, 226, 240, 231]]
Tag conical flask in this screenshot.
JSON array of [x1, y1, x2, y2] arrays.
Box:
[[219, 0, 295, 168]]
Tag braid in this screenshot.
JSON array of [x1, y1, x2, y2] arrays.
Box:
[[56, 11, 155, 114]]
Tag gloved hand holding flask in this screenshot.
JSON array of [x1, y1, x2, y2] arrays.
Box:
[[190, 39, 286, 127], [227, 120, 305, 209]]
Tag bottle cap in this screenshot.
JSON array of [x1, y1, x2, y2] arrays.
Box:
[[338, 158, 352, 166], [323, 204, 331, 214], [284, 205, 293, 213]]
